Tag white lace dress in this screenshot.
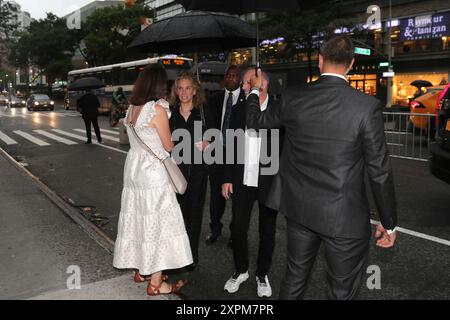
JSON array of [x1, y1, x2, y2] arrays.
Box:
[[113, 99, 193, 275]]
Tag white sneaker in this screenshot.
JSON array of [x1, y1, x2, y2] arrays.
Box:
[[224, 271, 249, 293], [256, 275, 272, 298]]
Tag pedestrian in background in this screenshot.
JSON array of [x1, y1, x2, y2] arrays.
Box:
[[169, 72, 212, 271], [77, 90, 102, 144]]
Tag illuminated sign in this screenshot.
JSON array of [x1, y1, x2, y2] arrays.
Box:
[[162, 59, 187, 66], [400, 12, 450, 41], [355, 47, 371, 55]]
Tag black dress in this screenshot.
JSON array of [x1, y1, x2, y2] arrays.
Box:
[[169, 105, 212, 265]]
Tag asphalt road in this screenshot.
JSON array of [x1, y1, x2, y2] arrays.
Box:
[[1, 105, 449, 299]]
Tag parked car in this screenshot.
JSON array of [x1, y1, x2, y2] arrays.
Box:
[[0, 94, 9, 107], [409, 85, 446, 136], [26, 94, 55, 111], [430, 83, 450, 184], [8, 95, 26, 107]]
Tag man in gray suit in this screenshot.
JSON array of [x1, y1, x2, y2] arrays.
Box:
[[246, 35, 398, 300]]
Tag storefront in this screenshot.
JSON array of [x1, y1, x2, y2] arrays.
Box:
[[392, 72, 449, 106]]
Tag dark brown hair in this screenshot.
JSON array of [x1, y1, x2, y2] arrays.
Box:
[[319, 35, 355, 67], [129, 63, 167, 106], [169, 72, 206, 108]]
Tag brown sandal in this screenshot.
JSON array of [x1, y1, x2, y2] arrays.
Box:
[[134, 271, 168, 283], [146, 279, 187, 296]]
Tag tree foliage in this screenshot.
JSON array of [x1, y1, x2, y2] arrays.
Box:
[[81, 4, 154, 66], [260, 1, 352, 80], [11, 13, 78, 90], [0, 1, 19, 66]]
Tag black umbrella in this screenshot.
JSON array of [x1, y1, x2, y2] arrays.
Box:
[[410, 80, 433, 88], [68, 77, 105, 91], [176, 0, 303, 66], [128, 11, 256, 54]]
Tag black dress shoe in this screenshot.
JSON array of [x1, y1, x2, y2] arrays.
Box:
[[205, 233, 220, 245], [85, 140, 92, 144]]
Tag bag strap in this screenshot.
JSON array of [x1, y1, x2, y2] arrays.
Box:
[[199, 105, 206, 128], [128, 123, 167, 162]]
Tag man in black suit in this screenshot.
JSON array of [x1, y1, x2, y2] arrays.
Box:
[[222, 68, 282, 298], [77, 90, 102, 144], [246, 36, 398, 300], [204, 65, 244, 244]]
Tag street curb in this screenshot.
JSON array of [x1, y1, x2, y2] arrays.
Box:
[[0, 147, 115, 254]]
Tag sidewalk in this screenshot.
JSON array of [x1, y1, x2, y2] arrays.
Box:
[[0, 148, 175, 300]]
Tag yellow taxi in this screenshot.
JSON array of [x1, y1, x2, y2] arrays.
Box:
[[409, 85, 446, 134]]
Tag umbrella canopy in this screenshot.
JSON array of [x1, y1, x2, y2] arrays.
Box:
[[68, 77, 105, 91], [128, 11, 257, 53], [175, 0, 302, 66], [410, 80, 433, 88]]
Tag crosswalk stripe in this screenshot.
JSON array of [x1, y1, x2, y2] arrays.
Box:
[[73, 129, 119, 142], [13, 130, 50, 146], [33, 130, 78, 145], [52, 129, 128, 155], [100, 128, 119, 135], [0, 130, 18, 145], [2, 113, 26, 119]]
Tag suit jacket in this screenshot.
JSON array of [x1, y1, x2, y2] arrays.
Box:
[[205, 88, 246, 174], [246, 75, 397, 239], [225, 94, 284, 203], [78, 93, 100, 118]]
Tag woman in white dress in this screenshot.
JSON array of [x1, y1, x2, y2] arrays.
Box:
[[113, 64, 193, 296]]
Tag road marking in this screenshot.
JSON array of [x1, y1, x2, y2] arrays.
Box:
[[73, 129, 119, 142], [0, 130, 18, 145], [387, 143, 404, 146], [33, 130, 78, 145], [13, 130, 50, 146], [52, 129, 128, 154], [371, 219, 450, 247], [0, 113, 26, 118], [100, 129, 119, 135], [385, 131, 408, 135]]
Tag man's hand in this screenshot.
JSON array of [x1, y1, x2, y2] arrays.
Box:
[[195, 140, 210, 152], [222, 183, 233, 200], [375, 224, 397, 248], [250, 68, 262, 90]]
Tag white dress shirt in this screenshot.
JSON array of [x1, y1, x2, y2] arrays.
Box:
[[220, 87, 241, 130], [321, 73, 348, 82], [243, 94, 269, 187]]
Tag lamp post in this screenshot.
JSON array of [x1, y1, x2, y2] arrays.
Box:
[[386, 0, 393, 108]]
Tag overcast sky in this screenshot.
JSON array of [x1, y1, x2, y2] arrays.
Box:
[[13, 0, 95, 19]]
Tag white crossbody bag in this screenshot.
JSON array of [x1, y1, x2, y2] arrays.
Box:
[[128, 123, 187, 195]]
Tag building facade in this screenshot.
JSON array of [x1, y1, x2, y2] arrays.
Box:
[[255, 0, 450, 106], [143, 0, 184, 20]]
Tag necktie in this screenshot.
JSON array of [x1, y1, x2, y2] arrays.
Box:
[[222, 91, 233, 145]]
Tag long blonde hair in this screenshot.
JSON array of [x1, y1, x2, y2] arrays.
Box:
[[169, 72, 206, 108]]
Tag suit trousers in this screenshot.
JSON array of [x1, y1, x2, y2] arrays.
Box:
[[176, 166, 208, 264], [231, 183, 278, 277], [208, 164, 227, 236], [279, 219, 370, 300], [83, 116, 102, 142]]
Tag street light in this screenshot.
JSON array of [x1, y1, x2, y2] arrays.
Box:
[[386, 0, 393, 108]]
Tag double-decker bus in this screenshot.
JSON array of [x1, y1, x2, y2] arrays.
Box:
[[66, 55, 193, 123]]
